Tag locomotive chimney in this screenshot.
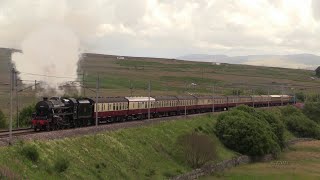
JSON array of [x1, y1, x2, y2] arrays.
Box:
[[43, 97, 48, 101]]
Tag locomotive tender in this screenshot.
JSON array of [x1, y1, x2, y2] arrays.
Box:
[[32, 94, 293, 131]]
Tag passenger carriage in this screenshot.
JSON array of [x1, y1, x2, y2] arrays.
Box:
[[176, 95, 197, 115], [93, 97, 128, 123], [126, 97, 156, 120], [153, 96, 179, 117]]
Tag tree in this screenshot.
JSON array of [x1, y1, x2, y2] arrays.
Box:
[[316, 66, 320, 77], [0, 110, 6, 129], [215, 108, 281, 156], [177, 133, 217, 168]]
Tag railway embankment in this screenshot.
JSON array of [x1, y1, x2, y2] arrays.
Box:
[[0, 114, 236, 179]]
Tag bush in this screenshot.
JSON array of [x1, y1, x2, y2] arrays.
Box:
[[256, 110, 286, 148], [54, 156, 70, 173], [16, 104, 35, 127], [21, 145, 39, 162], [234, 106, 285, 148], [283, 113, 320, 139], [280, 105, 320, 139], [177, 132, 217, 168], [302, 102, 320, 124], [0, 110, 6, 129], [216, 108, 280, 156]]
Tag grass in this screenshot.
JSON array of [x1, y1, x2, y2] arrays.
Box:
[[202, 140, 320, 180], [0, 114, 236, 179]]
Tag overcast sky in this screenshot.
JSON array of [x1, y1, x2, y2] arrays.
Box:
[[0, 0, 319, 58]]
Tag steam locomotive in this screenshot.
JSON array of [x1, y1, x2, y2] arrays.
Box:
[[31, 95, 294, 131]]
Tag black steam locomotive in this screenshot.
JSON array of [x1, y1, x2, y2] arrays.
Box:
[[32, 97, 94, 131]]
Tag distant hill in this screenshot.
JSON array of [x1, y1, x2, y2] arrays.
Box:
[[178, 54, 320, 70]]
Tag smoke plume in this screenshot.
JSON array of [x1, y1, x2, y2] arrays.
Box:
[[12, 24, 80, 95]]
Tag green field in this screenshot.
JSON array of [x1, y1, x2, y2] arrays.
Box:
[[202, 140, 320, 180], [0, 114, 236, 179]]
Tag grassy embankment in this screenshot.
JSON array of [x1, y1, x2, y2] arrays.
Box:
[[0, 114, 236, 179]]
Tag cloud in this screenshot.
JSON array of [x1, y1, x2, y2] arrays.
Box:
[[312, 0, 320, 20], [0, 0, 319, 59]]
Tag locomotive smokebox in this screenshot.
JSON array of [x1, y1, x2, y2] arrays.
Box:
[[43, 97, 48, 101]]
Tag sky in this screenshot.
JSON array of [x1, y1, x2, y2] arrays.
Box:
[[0, 0, 319, 58]]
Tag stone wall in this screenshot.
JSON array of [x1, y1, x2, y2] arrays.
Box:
[[172, 156, 250, 180]]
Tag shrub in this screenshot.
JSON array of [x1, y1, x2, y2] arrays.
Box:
[[216, 109, 280, 156], [177, 132, 217, 168], [280, 105, 320, 139], [302, 102, 320, 124], [16, 104, 35, 127], [283, 113, 320, 139], [256, 110, 286, 148], [21, 145, 39, 162], [234, 106, 285, 148], [54, 156, 70, 173], [0, 110, 6, 129], [280, 105, 301, 117]]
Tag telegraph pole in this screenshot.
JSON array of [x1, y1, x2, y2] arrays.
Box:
[[148, 81, 151, 120], [95, 74, 99, 126], [281, 85, 284, 106], [252, 89, 255, 107], [212, 85, 215, 113], [293, 88, 296, 104], [34, 80, 37, 102], [15, 70, 19, 128], [268, 88, 270, 107], [130, 80, 133, 96], [82, 71, 85, 97], [184, 82, 187, 118], [9, 68, 14, 145]]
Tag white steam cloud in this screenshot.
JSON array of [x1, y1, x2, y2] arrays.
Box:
[[12, 24, 80, 95]]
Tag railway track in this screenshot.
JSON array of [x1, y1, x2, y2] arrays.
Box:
[[0, 128, 35, 138], [0, 106, 276, 141]]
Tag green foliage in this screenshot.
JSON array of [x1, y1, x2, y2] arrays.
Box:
[[233, 106, 285, 148], [216, 106, 281, 156], [295, 92, 305, 102], [256, 110, 286, 148], [20, 144, 39, 162], [176, 132, 217, 168], [281, 106, 320, 139], [0, 109, 6, 129], [16, 104, 35, 127], [302, 102, 320, 124], [54, 156, 70, 173]]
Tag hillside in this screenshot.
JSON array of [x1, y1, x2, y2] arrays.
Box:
[[178, 54, 320, 69], [0, 47, 320, 117]]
